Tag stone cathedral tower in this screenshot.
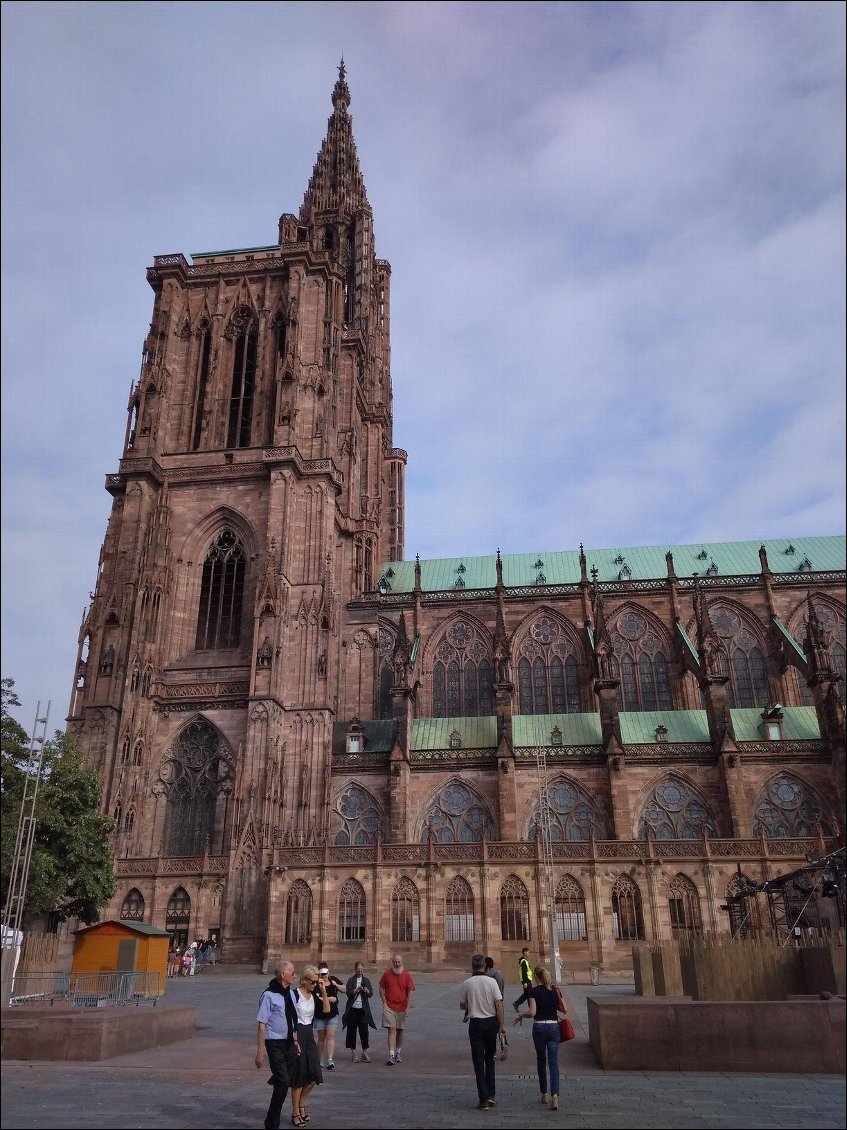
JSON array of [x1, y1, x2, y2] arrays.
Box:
[[68, 65, 406, 960]]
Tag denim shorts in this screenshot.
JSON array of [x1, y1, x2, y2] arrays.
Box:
[[313, 1015, 340, 1030]]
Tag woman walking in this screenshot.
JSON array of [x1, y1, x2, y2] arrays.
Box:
[[342, 961, 376, 1061], [512, 965, 566, 1111], [290, 965, 330, 1126]]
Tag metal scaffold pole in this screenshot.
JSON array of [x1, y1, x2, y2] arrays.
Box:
[[534, 744, 561, 984], [2, 701, 51, 947]]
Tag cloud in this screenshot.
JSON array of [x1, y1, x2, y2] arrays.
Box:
[[1, 1, 844, 728]]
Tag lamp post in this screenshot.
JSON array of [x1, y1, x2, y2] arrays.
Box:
[[534, 744, 561, 984]]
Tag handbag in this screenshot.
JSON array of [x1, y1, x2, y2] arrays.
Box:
[[498, 1033, 509, 1060], [555, 985, 576, 1042]]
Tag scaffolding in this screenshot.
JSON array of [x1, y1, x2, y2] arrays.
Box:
[[534, 744, 562, 983], [2, 701, 51, 935]]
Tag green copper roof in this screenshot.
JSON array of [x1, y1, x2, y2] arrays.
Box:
[[512, 713, 603, 747], [619, 710, 711, 744], [191, 244, 280, 259], [377, 536, 845, 594], [730, 706, 821, 742], [412, 717, 498, 750]]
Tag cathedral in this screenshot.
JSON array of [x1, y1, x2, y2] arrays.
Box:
[[68, 66, 846, 972]]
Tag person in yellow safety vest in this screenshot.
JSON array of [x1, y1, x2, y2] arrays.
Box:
[[512, 947, 533, 1011]]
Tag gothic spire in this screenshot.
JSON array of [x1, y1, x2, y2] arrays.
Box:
[[300, 60, 370, 223]]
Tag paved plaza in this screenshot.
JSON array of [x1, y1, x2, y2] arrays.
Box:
[[1, 970, 844, 1130]]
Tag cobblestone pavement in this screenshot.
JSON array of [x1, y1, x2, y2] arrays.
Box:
[[2, 971, 844, 1129]]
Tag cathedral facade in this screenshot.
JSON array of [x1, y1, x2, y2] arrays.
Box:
[[69, 68, 846, 972]]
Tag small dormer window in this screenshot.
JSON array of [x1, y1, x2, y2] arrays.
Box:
[[705, 561, 718, 577], [449, 730, 462, 749], [536, 572, 546, 585], [456, 562, 466, 573], [784, 544, 795, 555], [697, 549, 708, 560], [797, 557, 813, 573], [346, 719, 365, 754], [613, 554, 624, 565], [550, 726, 563, 746], [655, 724, 668, 743], [386, 567, 395, 578], [377, 576, 391, 595], [618, 564, 632, 581], [760, 705, 784, 742], [454, 577, 465, 589], [534, 559, 544, 569]]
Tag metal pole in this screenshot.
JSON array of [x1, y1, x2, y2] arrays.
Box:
[[534, 744, 561, 984]]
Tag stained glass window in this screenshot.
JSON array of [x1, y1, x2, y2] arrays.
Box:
[[421, 781, 491, 843], [528, 777, 608, 841], [333, 784, 383, 846], [431, 620, 493, 718], [709, 606, 771, 708], [120, 888, 144, 921], [752, 775, 832, 838], [516, 616, 582, 714], [159, 719, 234, 856], [555, 875, 588, 940], [195, 530, 245, 651], [338, 879, 366, 943], [638, 778, 717, 840], [668, 874, 702, 935], [610, 612, 672, 712], [611, 875, 644, 940]]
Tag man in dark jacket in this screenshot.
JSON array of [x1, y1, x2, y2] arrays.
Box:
[[256, 959, 300, 1130]]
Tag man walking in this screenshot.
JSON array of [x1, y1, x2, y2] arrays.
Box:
[[378, 952, 415, 1065], [485, 955, 504, 995], [513, 946, 533, 1011], [256, 958, 300, 1130], [459, 953, 506, 1111]]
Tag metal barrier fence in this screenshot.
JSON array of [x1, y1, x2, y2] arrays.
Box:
[[9, 970, 163, 1007]]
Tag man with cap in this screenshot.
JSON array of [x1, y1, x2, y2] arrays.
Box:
[[314, 961, 343, 1069], [459, 953, 506, 1111]]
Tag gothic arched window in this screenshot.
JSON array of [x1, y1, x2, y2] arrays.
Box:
[[752, 775, 832, 838], [555, 875, 588, 941], [668, 874, 702, 935], [445, 876, 475, 942], [159, 719, 234, 857], [708, 604, 770, 708], [516, 615, 582, 714], [500, 875, 531, 941], [529, 777, 608, 841], [391, 877, 421, 942], [638, 778, 717, 840], [338, 878, 366, 943], [611, 875, 645, 940], [421, 781, 491, 843], [285, 880, 313, 945], [166, 887, 191, 924], [132, 741, 143, 767], [377, 627, 394, 719], [123, 807, 135, 836], [431, 620, 493, 718], [190, 320, 212, 451], [195, 530, 246, 651], [333, 784, 383, 846], [226, 305, 258, 448], [792, 602, 846, 705], [120, 888, 144, 921], [610, 612, 672, 711]]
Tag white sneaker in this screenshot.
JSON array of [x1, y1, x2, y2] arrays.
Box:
[[362, 1051, 371, 1062], [326, 1061, 335, 1070], [395, 1051, 402, 1063], [352, 1052, 361, 1063]]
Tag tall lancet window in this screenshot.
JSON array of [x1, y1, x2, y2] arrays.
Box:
[[226, 306, 258, 448], [190, 321, 212, 451], [344, 226, 355, 323], [195, 530, 245, 650]]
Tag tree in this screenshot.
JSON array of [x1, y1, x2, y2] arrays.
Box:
[[1, 678, 116, 925]]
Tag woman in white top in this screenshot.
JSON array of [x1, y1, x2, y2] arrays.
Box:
[[291, 965, 330, 1126]]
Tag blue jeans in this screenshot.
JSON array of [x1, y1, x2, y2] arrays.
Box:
[[468, 1016, 498, 1103], [532, 1022, 561, 1097]]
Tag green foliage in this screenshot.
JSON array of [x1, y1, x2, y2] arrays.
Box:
[[1, 678, 116, 925]]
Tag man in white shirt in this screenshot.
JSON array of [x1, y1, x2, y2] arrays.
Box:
[[459, 953, 506, 1111]]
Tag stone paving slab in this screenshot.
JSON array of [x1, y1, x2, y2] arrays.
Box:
[[1, 972, 843, 1129]]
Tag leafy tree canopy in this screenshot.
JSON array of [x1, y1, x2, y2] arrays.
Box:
[[1, 678, 116, 925]]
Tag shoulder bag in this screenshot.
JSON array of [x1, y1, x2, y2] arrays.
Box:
[[554, 985, 576, 1041]]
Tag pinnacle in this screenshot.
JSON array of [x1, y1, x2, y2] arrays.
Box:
[[300, 63, 368, 223]]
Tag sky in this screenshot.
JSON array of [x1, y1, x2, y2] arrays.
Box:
[[1, 1, 845, 735]]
